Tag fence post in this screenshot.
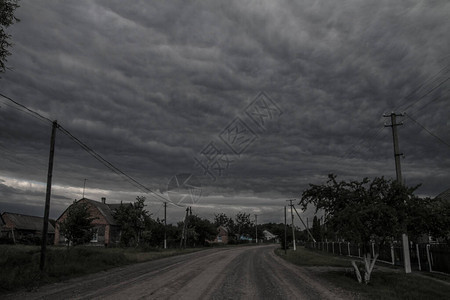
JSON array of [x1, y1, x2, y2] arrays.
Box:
[[358, 244, 361, 257], [416, 244, 421, 271], [391, 244, 395, 265], [348, 242, 351, 256], [332, 242, 334, 254], [339, 242, 342, 255], [372, 243, 375, 258], [426, 244, 432, 272]]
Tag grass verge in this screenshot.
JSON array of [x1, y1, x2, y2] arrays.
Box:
[[0, 245, 201, 293], [275, 246, 450, 299]]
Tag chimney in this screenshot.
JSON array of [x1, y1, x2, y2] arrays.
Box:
[[101, 197, 106, 204]]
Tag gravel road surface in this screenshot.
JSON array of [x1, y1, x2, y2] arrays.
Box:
[[5, 244, 350, 299]]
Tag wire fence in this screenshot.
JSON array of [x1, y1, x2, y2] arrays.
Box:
[[305, 241, 450, 275]]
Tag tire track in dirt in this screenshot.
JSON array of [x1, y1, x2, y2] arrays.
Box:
[[4, 245, 351, 299]]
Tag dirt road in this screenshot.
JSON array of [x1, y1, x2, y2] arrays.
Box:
[[6, 245, 350, 299]]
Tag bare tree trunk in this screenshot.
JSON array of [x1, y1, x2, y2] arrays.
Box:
[[351, 253, 379, 284]]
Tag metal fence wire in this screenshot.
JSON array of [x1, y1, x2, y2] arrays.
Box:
[[305, 241, 450, 275]]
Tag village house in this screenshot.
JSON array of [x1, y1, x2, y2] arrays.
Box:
[[214, 226, 229, 244], [263, 230, 278, 242], [55, 197, 124, 247], [1, 212, 55, 244]]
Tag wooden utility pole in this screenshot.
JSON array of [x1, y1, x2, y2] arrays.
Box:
[[254, 214, 258, 244], [284, 206, 287, 254], [384, 112, 411, 274], [40, 120, 58, 271], [287, 199, 296, 251], [164, 202, 167, 249], [180, 207, 189, 248]]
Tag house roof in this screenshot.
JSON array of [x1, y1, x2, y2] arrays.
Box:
[[64, 198, 132, 226], [2, 212, 55, 233], [263, 230, 277, 239], [435, 188, 450, 202], [83, 199, 119, 225], [217, 225, 229, 233]]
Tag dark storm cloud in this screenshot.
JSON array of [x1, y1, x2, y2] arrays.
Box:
[[0, 0, 449, 222]]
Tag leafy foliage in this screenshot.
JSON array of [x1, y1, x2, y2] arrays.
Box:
[[311, 216, 322, 242], [214, 213, 235, 234], [0, 0, 20, 73], [113, 196, 150, 247], [59, 202, 96, 246], [235, 212, 252, 238], [185, 215, 216, 246], [300, 174, 439, 247]]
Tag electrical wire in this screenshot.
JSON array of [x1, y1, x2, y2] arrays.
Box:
[[405, 114, 450, 149], [0, 92, 178, 207], [57, 124, 177, 206], [0, 93, 53, 124]]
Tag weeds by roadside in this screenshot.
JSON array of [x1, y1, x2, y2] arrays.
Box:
[[0, 245, 201, 293], [275, 246, 450, 299]]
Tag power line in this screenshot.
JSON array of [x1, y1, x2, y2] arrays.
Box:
[[405, 114, 450, 149], [0, 92, 177, 206], [394, 64, 450, 112], [402, 76, 449, 112], [57, 124, 175, 205], [0, 93, 53, 124]]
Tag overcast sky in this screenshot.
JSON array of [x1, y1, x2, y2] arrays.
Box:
[[0, 0, 449, 225]]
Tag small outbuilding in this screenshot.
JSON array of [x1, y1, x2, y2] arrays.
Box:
[[1, 212, 55, 244]]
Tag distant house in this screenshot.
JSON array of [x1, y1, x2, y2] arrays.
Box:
[[263, 230, 278, 242], [55, 197, 125, 247], [436, 188, 450, 203], [213, 226, 229, 244], [0, 214, 7, 238], [416, 188, 450, 244], [239, 234, 253, 242], [1, 212, 55, 244]]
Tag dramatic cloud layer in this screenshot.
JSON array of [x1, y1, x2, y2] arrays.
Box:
[[1, 0, 449, 224]]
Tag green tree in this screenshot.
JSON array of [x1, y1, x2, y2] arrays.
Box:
[[185, 215, 216, 247], [300, 174, 449, 283], [59, 202, 96, 246], [311, 216, 322, 242], [214, 213, 235, 236], [114, 196, 150, 247], [235, 212, 252, 241], [1, 0, 20, 73]]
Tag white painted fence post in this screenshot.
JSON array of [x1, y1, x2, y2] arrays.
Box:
[[416, 244, 421, 271], [426, 244, 432, 272], [391, 244, 395, 265]]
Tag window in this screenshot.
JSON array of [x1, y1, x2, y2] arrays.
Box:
[[91, 228, 98, 242]]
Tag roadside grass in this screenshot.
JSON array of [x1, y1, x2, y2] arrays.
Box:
[[275, 246, 450, 299], [0, 244, 201, 293]]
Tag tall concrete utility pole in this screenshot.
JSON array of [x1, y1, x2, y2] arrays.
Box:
[[254, 214, 258, 244], [287, 199, 296, 251], [40, 120, 58, 271], [384, 112, 411, 274], [164, 202, 167, 249], [284, 206, 287, 254]]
